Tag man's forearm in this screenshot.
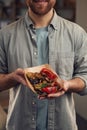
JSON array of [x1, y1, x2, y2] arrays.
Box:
[[0, 69, 28, 92], [67, 77, 85, 93], [0, 73, 18, 92], [46, 77, 86, 98]]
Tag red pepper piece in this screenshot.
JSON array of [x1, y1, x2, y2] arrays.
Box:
[[40, 68, 57, 80], [42, 86, 57, 94]]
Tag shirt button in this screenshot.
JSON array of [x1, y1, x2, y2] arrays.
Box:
[[34, 52, 37, 55], [32, 117, 35, 121], [32, 102, 35, 105], [32, 36, 35, 39]]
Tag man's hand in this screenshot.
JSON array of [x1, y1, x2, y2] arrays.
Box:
[[39, 76, 85, 99], [47, 80, 69, 98], [38, 78, 69, 99], [11, 68, 27, 86], [0, 68, 28, 91]]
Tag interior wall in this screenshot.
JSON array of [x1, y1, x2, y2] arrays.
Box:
[[76, 0, 87, 31], [74, 94, 87, 120], [74, 0, 87, 120]]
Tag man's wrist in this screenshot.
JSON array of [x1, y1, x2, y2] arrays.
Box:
[[65, 78, 85, 93]]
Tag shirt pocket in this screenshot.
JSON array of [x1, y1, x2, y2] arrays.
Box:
[[56, 52, 74, 79]]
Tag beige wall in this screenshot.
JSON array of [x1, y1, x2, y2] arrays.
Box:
[[74, 0, 87, 120], [76, 0, 87, 31]]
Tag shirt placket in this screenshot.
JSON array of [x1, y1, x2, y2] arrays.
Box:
[[31, 28, 38, 66], [31, 94, 37, 129], [48, 99, 55, 130], [27, 27, 38, 129], [48, 26, 56, 72], [48, 27, 56, 130]]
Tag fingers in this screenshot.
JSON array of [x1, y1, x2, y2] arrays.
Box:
[[15, 75, 27, 86], [38, 79, 67, 99], [56, 78, 64, 89], [38, 95, 47, 100], [47, 90, 65, 98], [11, 68, 28, 86], [15, 68, 25, 76], [46, 80, 69, 98], [38, 89, 65, 100]]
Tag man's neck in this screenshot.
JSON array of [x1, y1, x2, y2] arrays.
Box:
[[28, 8, 54, 28]]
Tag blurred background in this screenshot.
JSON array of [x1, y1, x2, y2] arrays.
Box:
[[0, 0, 87, 130]]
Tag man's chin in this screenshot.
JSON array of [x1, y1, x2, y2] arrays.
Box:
[[33, 0, 48, 2]]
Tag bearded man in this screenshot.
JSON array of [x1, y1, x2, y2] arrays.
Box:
[[0, 0, 87, 130]]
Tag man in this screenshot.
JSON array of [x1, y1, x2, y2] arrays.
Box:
[[0, 0, 87, 130]]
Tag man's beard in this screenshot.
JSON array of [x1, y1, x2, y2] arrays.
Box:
[[32, 0, 48, 2], [29, 0, 56, 16]]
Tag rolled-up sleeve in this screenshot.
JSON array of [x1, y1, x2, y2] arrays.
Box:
[[0, 30, 8, 73], [73, 26, 87, 95]]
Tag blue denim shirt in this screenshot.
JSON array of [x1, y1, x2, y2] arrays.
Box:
[[0, 10, 87, 130]]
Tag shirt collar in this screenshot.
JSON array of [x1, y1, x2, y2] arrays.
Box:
[[49, 10, 59, 30], [24, 11, 34, 29], [24, 9, 59, 30]]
